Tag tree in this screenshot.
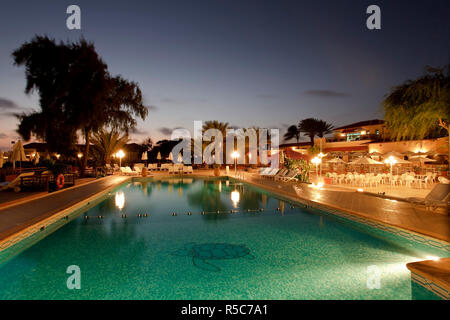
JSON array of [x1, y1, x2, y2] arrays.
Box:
[[13, 36, 148, 174], [284, 125, 301, 142], [91, 128, 129, 165], [141, 137, 154, 151], [202, 121, 230, 163], [298, 118, 334, 145], [383, 65, 449, 161]]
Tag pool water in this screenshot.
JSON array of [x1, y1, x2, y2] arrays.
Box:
[[0, 177, 447, 299]]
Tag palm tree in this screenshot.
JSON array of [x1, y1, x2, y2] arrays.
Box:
[[202, 121, 229, 136], [91, 128, 129, 165], [284, 125, 301, 142], [383, 65, 449, 161], [202, 121, 230, 163], [298, 118, 334, 145]]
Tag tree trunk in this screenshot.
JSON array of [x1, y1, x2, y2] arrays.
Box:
[[310, 136, 314, 146], [81, 129, 91, 176]]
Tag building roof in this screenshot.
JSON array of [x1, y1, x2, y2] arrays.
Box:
[[334, 119, 384, 131], [279, 142, 312, 149]]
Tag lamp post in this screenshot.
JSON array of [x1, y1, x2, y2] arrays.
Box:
[[231, 151, 239, 177], [116, 150, 125, 168], [311, 156, 322, 180], [318, 152, 326, 177], [384, 156, 397, 177]]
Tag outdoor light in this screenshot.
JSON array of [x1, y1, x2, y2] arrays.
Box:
[[384, 155, 397, 176], [357, 188, 364, 192], [231, 151, 239, 176], [361, 131, 366, 135], [56, 154, 61, 159], [77, 153, 83, 159], [115, 192, 125, 210], [231, 190, 240, 207], [311, 156, 322, 179], [116, 150, 125, 167]]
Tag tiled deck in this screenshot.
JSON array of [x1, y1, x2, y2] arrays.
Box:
[[0, 176, 129, 241]]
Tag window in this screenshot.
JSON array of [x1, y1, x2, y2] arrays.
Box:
[[376, 130, 379, 135]]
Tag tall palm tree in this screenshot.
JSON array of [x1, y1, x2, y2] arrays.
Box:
[[284, 125, 301, 142], [202, 121, 230, 163], [202, 121, 229, 136], [91, 128, 129, 165], [298, 118, 334, 145]]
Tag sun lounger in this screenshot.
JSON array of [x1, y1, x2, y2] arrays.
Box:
[[262, 168, 279, 178], [278, 169, 299, 182], [183, 166, 193, 174], [408, 183, 449, 211], [273, 169, 288, 180], [0, 172, 35, 192]]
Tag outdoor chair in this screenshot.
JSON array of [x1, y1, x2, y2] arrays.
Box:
[[279, 169, 299, 182], [0, 172, 36, 192], [183, 166, 193, 174], [408, 183, 450, 212], [273, 169, 288, 180]]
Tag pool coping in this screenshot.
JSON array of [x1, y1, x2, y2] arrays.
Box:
[[0, 174, 448, 299], [406, 258, 450, 300]]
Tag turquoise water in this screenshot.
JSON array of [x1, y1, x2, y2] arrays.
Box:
[[0, 177, 447, 299]]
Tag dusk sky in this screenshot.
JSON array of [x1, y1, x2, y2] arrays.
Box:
[[0, 0, 449, 150]]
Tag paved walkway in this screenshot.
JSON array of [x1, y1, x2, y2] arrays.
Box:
[[242, 173, 450, 242], [0, 176, 128, 241]]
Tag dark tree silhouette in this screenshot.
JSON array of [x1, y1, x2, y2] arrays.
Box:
[[13, 36, 148, 174], [298, 118, 334, 145], [283, 125, 301, 142]]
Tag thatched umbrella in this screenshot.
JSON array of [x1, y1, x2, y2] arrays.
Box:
[[11, 140, 26, 169]]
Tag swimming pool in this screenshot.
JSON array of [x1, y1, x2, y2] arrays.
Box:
[[0, 177, 448, 299]]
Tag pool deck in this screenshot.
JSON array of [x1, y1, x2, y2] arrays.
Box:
[[0, 176, 129, 242], [406, 258, 450, 300]]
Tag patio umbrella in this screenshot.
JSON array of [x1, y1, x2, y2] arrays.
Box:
[[410, 156, 437, 165], [177, 153, 183, 163], [386, 156, 411, 164], [326, 157, 346, 164], [349, 157, 383, 165], [0, 151, 3, 168], [383, 151, 404, 158], [11, 140, 26, 169], [168, 152, 173, 161], [157, 152, 161, 160], [141, 151, 148, 161], [34, 152, 40, 165], [368, 151, 383, 156]]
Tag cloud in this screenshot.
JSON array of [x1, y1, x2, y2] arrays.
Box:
[[131, 128, 149, 135], [0, 112, 19, 118], [304, 90, 350, 98], [0, 98, 19, 110], [158, 126, 185, 136], [0, 133, 8, 139], [147, 105, 158, 111]]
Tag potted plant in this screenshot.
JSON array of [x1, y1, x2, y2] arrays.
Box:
[[324, 172, 333, 185]]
